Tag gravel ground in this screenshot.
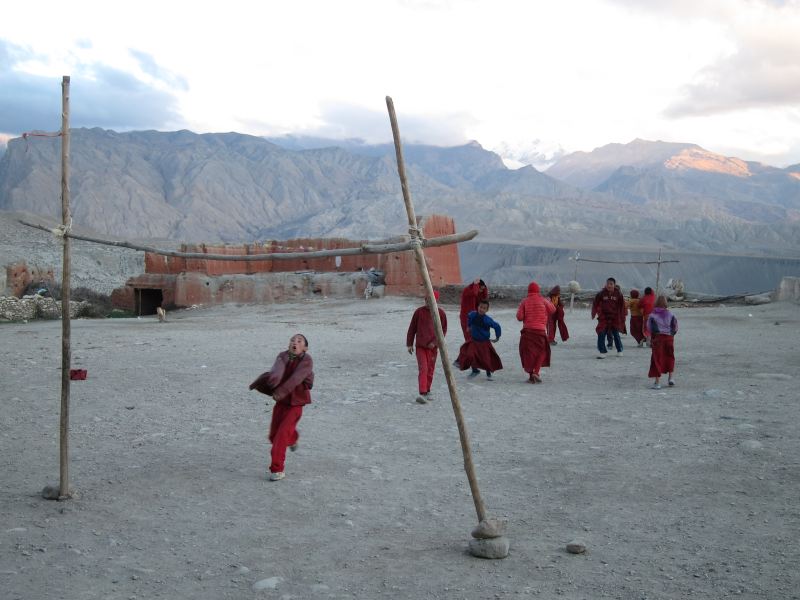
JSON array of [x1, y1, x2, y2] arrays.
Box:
[[1, 297, 798, 599]]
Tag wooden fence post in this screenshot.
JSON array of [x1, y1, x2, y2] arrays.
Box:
[[386, 96, 487, 524], [59, 75, 72, 499]]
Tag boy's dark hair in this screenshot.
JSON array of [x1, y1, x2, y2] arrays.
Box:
[[607, 277, 616, 284], [478, 300, 490, 308], [479, 279, 486, 288], [644, 286, 653, 295]]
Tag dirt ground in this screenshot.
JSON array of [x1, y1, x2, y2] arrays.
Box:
[[1, 297, 798, 600]]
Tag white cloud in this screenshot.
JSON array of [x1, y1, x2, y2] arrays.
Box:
[[1, 0, 799, 165], [665, 3, 800, 116]]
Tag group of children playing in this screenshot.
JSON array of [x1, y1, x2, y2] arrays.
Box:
[[407, 276, 679, 402], [590, 277, 678, 387], [248, 278, 678, 481]]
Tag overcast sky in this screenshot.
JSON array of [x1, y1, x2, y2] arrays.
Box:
[[2, 0, 799, 167]]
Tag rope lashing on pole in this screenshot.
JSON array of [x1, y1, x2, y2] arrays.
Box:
[[50, 218, 73, 239]]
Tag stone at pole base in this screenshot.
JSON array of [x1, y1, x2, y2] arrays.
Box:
[[469, 518, 510, 559]]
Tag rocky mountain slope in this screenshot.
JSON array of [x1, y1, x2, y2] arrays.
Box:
[[548, 140, 800, 225], [0, 130, 798, 260], [546, 139, 699, 189]]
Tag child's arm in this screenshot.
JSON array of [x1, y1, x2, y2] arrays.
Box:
[[406, 310, 419, 351], [248, 354, 285, 395], [489, 316, 501, 341], [273, 355, 314, 401]]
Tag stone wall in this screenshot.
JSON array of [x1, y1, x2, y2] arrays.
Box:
[[0, 296, 87, 321], [112, 271, 382, 313]]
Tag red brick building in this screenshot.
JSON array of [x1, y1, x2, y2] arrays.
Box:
[[111, 215, 463, 314]]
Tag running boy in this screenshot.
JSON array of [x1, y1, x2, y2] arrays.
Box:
[[457, 300, 503, 379], [249, 333, 314, 481]]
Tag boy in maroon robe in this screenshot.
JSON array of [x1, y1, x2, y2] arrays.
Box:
[[628, 289, 645, 346], [459, 278, 488, 341], [591, 277, 625, 358], [407, 290, 448, 404], [640, 286, 656, 345], [546, 285, 569, 345], [249, 333, 314, 481]]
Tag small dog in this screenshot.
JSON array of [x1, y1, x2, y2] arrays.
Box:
[[156, 306, 166, 322]]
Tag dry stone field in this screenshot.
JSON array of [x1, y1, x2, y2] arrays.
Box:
[[1, 296, 798, 599]]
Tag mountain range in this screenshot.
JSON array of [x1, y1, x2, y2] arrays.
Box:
[[1, 129, 798, 259]]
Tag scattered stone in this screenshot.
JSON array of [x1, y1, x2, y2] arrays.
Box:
[[744, 293, 771, 305], [252, 576, 282, 591], [752, 373, 792, 380], [41, 485, 76, 500], [740, 440, 763, 451], [468, 536, 510, 559], [41, 486, 60, 500], [471, 518, 508, 539], [566, 539, 587, 554]]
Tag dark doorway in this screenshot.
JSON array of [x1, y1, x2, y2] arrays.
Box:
[[135, 288, 163, 316]]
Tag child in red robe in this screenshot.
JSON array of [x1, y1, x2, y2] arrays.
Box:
[[249, 333, 314, 481], [546, 285, 569, 345], [516, 281, 556, 383], [459, 278, 488, 341], [406, 290, 448, 404], [647, 296, 678, 389], [628, 289, 645, 346], [592, 278, 626, 357], [640, 286, 656, 346]]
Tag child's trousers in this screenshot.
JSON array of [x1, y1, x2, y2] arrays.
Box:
[[415, 346, 438, 394], [269, 403, 303, 473]]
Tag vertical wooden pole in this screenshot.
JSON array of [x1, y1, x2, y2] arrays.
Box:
[[386, 96, 487, 524], [59, 76, 72, 499], [655, 247, 662, 297]]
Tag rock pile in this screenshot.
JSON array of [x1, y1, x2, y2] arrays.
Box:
[[0, 295, 87, 322]]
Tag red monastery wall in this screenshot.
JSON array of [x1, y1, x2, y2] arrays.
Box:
[[4, 261, 55, 297], [113, 215, 463, 311]]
